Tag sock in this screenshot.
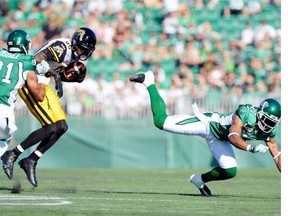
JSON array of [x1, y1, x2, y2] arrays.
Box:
[[147, 84, 168, 129], [12, 145, 24, 157], [143, 71, 155, 87], [28, 150, 42, 161], [201, 167, 237, 183], [190, 174, 204, 188]]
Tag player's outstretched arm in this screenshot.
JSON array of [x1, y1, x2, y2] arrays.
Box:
[[266, 138, 281, 172]]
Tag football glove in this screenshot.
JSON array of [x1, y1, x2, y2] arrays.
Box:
[[36, 60, 50, 75], [247, 144, 269, 153], [49, 69, 63, 98]]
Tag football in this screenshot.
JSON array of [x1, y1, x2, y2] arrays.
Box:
[[61, 61, 87, 82]]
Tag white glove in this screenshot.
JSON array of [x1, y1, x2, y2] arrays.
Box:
[[247, 144, 269, 153], [36, 60, 50, 75]]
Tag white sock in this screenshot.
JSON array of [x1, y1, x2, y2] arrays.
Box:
[[143, 71, 155, 87], [34, 150, 43, 158], [0, 141, 8, 158], [190, 174, 204, 189], [16, 145, 24, 152]]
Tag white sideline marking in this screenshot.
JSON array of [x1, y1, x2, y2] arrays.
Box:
[[0, 195, 71, 206]]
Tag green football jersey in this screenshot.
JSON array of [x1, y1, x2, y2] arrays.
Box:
[[0, 48, 36, 107], [209, 104, 278, 142]]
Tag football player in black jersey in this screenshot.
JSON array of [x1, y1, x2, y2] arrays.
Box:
[[1, 27, 97, 187]]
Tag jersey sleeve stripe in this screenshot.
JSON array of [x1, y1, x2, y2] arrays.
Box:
[[48, 47, 60, 62]]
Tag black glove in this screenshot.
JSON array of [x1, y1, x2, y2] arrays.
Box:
[[49, 69, 63, 98], [44, 61, 64, 78]]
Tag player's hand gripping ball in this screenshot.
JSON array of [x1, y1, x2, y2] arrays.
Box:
[[61, 62, 87, 83]]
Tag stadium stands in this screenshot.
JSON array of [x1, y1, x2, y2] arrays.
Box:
[[0, 0, 281, 117]]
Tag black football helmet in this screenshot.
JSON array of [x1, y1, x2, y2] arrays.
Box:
[[6, 29, 31, 54], [257, 98, 281, 133], [71, 27, 97, 61]]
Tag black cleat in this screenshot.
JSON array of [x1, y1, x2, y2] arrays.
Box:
[[1, 150, 18, 179], [199, 185, 212, 197], [18, 158, 38, 187], [129, 73, 145, 83]]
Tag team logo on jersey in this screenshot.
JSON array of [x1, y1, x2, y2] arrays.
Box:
[[32, 59, 36, 66], [243, 122, 259, 140], [243, 122, 256, 133], [52, 45, 64, 58]]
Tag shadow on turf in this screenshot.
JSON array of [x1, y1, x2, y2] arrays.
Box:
[[0, 186, 12, 191], [85, 189, 204, 197], [0, 186, 279, 200], [83, 189, 279, 199]]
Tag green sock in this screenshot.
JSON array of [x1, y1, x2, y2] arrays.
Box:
[[201, 167, 237, 183], [147, 84, 168, 129]]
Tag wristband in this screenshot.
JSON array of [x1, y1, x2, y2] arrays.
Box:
[[228, 132, 240, 138], [273, 152, 281, 160]]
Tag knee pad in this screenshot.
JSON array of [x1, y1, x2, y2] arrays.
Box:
[[223, 167, 237, 179], [153, 115, 166, 130], [43, 123, 57, 136], [56, 120, 68, 135]]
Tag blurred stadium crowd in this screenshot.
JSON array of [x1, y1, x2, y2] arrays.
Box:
[[0, 0, 281, 118]]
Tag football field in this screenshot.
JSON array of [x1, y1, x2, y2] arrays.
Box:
[[0, 168, 280, 216]]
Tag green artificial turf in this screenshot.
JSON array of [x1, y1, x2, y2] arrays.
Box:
[[0, 168, 280, 216]]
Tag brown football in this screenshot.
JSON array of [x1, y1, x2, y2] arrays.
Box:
[[61, 62, 86, 82]]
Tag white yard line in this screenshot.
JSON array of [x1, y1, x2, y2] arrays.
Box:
[[0, 195, 71, 206]]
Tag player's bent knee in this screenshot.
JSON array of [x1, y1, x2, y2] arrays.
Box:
[[56, 120, 68, 135], [223, 167, 237, 179], [153, 116, 166, 130], [44, 123, 57, 135]]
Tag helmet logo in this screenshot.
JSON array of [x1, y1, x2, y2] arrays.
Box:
[[76, 29, 85, 41], [261, 101, 269, 109], [16, 38, 21, 45]]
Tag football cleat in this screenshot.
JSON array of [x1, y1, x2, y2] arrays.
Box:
[[129, 71, 155, 87], [190, 174, 212, 197], [199, 185, 212, 197], [1, 150, 18, 179], [18, 158, 38, 187], [129, 73, 145, 83]]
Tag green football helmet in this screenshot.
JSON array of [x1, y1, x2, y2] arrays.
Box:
[[6, 29, 31, 54], [257, 98, 281, 133]]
